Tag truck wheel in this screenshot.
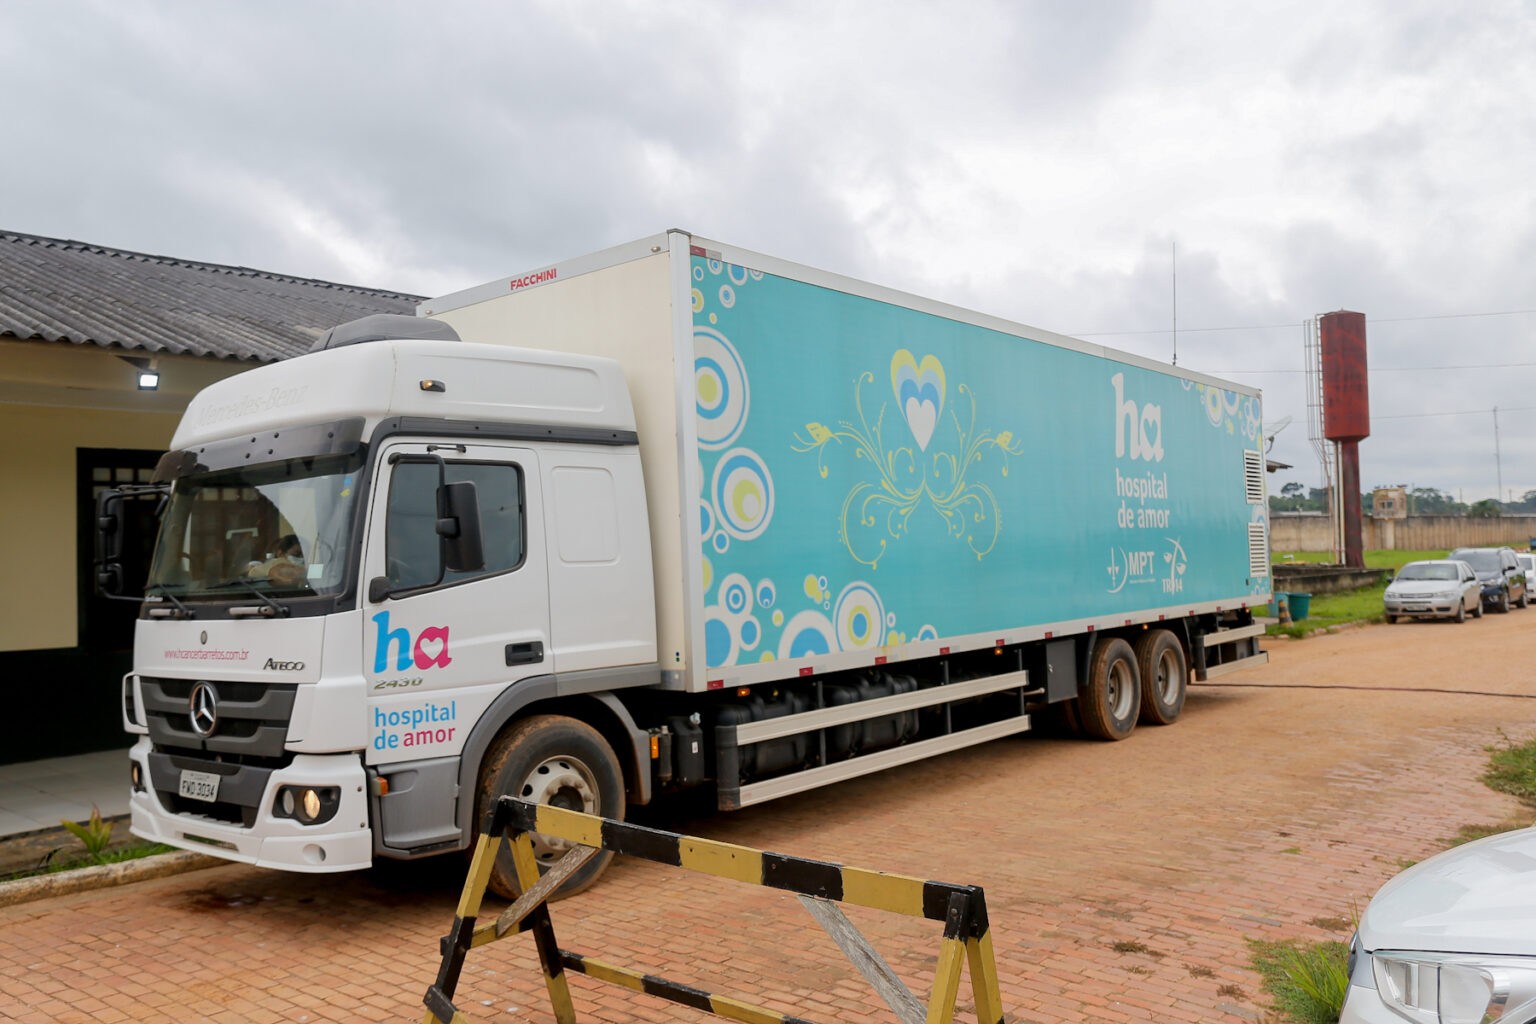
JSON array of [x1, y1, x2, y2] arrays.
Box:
[[477, 715, 624, 900], [1134, 630, 1186, 725], [1079, 638, 1141, 741]]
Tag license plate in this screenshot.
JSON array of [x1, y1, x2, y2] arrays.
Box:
[[178, 769, 221, 803]]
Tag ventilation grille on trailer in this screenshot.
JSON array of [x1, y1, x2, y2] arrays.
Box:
[[1249, 522, 1270, 577], [1244, 450, 1265, 504]]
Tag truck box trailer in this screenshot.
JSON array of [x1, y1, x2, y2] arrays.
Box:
[[104, 229, 1271, 896]]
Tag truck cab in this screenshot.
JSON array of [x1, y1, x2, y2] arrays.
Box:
[[113, 319, 655, 886]]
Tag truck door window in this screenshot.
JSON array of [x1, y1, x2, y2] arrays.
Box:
[[385, 461, 525, 590]]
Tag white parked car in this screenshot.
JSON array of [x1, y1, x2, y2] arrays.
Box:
[[1383, 560, 1483, 623], [1519, 553, 1536, 588], [1343, 826, 1536, 1023]]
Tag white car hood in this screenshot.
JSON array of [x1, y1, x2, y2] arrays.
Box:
[[1358, 827, 1536, 955], [1386, 581, 1458, 597]]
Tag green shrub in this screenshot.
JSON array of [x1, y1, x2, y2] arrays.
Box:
[[60, 805, 114, 864], [1483, 733, 1536, 807], [1249, 938, 1350, 1024]]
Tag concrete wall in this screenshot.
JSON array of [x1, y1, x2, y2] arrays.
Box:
[[1271, 513, 1536, 554]]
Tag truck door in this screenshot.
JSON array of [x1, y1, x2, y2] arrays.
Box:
[[361, 441, 550, 765]]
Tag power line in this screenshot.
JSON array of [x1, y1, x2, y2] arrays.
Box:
[[1373, 405, 1536, 421], [1074, 307, 1536, 338], [1206, 360, 1536, 375]]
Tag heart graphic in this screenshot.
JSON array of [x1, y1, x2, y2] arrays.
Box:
[[890, 350, 946, 451], [413, 626, 452, 669]]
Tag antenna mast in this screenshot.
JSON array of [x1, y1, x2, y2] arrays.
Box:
[[1171, 241, 1178, 367]]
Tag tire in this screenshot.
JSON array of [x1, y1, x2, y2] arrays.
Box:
[[1385, 614, 1397, 624], [1078, 638, 1141, 741], [477, 715, 625, 900], [1474, 599, 1485, 619], [1134, 629, 1187, 726], [1454, 602, 1466, 623], [1520, 587, 1529, 609], [1498, 590, 1511, 614]]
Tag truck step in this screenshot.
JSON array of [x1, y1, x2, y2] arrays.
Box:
[[730, 715, 1031, 808]]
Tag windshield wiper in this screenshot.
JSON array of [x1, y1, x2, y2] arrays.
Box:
[[214, 576, 291, 618], [144, 583, 195, 619]]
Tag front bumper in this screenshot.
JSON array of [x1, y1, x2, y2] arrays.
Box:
[[1384, 597, 1461, 619], [1339, 983, 1398, 1023], [127, 738, 372, 872]]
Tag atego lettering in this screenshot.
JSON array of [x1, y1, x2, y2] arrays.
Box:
[[263, 658, 305, 671]]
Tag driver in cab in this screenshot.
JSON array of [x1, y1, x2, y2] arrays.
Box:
[[248, 534, 305, 584]]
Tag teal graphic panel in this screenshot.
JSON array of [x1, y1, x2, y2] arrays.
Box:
[[690, 256, 1266, 670]]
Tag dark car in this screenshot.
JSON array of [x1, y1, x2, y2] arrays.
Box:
[[1448, 546, 1528, 613]]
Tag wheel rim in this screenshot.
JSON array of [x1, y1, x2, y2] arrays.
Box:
[[1153, 648, 1180, 707], [518, 755, 599, 864], [1107, 658, 1135, 720]]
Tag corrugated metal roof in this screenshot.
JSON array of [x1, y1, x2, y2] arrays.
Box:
[[0, 231, 424, 362]]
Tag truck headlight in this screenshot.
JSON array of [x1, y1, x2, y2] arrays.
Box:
[[1369, 951, 1536, 1024], [274, 785, 340, 825]]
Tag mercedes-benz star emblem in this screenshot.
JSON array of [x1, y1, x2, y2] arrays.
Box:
[[189, 682, 219, 738]]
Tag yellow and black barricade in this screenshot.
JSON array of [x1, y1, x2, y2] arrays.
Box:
[[423, 797, 1005, 1024]]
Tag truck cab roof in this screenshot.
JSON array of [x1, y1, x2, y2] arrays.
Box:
[[171, 333, 637, 451]]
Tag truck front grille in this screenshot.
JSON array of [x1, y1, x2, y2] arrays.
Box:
[[141, 676, 297, 765]]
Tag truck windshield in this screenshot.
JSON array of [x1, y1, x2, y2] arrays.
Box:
[[145, 453, 363, 599]]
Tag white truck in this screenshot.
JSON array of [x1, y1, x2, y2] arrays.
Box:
[[101, 230, 1271, 895]]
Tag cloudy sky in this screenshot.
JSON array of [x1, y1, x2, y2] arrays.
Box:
[[4, 1, 1534, 501]]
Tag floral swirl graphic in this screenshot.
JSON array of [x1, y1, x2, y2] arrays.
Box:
[[792, 350, 1023, 570]]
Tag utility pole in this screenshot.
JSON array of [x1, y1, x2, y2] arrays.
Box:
[[1494, 406, 1504, 506]]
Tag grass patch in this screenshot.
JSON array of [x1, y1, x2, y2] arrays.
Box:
[[1, 840, 175, 884], [1484, 732, 1536, 807], [1110, 940, 1163, 957], [1267, 583, 1391, 637], [1249, 938, 1351, 1024]]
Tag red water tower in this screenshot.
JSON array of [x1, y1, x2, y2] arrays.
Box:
[[1320, 311, 1369, 567]]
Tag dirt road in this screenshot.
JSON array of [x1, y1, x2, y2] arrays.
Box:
[[2, 612, 1532, 1023]]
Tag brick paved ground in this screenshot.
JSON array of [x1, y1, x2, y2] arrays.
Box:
[[1, 613, 1532, 1023]]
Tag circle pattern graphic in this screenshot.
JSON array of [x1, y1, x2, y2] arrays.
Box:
[[833, 581, 886, 650], [778, 610, 837, 661], [712, 448, 774, 540], [695, 327, 749, 449], [719, 574, 752, 617]]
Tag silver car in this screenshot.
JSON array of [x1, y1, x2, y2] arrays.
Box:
[[1343, 826, 1536, 1023], [1383, 559, 1482, 623]]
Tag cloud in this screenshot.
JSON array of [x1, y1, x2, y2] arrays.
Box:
[[1, 0, 1534, 496]]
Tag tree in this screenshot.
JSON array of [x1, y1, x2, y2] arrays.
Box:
[[1467, 498, 1502, 518], [1409, 487, 1466, 516]]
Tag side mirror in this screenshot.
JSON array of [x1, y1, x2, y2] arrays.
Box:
[[438, 480, 485, 573], [368, 576, 394, 603], [95, 490, 127, 596]]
